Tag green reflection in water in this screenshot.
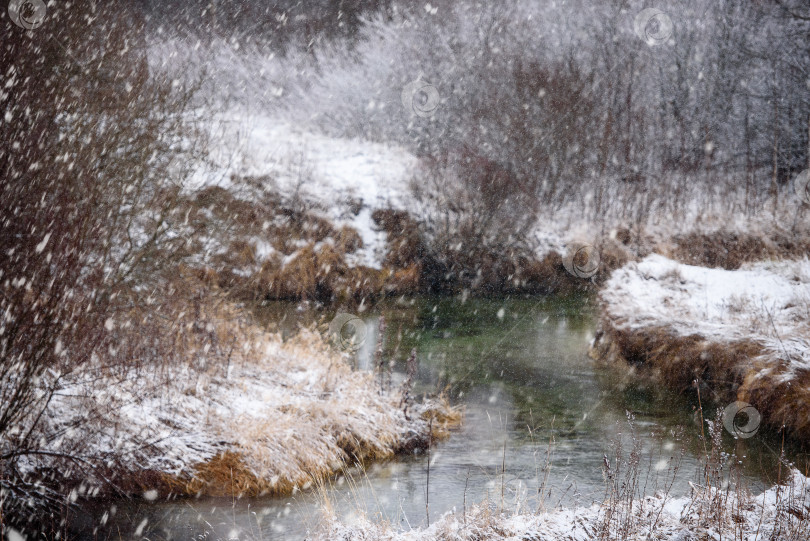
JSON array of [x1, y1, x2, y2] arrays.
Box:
[[86, 294, 810, 540]]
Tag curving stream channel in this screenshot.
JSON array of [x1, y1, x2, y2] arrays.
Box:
[[76, 295, 800, 539]]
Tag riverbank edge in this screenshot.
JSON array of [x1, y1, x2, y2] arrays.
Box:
[[588, 260, 810, 442], [310, 467, 810, 540], [134, 400, 463, 501], [1, 329, 463, 533]]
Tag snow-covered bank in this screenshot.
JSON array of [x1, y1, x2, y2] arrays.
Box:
[[181, 101, 810, 302], [195, 112, 419, 270], [178, 109, 626, 299], [12, 328, 460, 501], [312, 468, 810, 540], [591, 254, 810, 438]]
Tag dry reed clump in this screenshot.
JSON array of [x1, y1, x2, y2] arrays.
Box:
[[595, 238, 634, 281], [669, 229, 810, 270], [518, 239, 631, 295], [254, 242, 385, 302], [590, 322, 763, 399], [518, 252, 579, 294], [420, 396, 464, 440], [592, 255, 810, 439], [182, 181, 641, 302], [184, 452, 262, 497], [267, 243, 319, 298], [5, 268, 266, 502], [738, 359, 810, 440], [371, 208, 431, 295], [371, 209, 426, 270], [335, 224, 364, 254], [10, 257, 462, 503], [173, 175, 392, 303], [160, 328, 463, 499], [384, 263, 422, 294], [590, 315, 810, 438]]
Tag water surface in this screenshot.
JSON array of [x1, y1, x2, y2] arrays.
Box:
[[82, 295, 801, 539]]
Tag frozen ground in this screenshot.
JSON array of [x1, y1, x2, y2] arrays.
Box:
[[315, 467, 810, 540], [22, 329, 444, 497], [192, 111, 419, 269], [601, 254, 810, 377]]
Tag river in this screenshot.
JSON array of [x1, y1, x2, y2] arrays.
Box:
[[76, 295, 796, 539]]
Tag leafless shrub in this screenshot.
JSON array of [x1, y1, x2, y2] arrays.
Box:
[[410, 149, 538, 292], [0, 2, 214, 525]]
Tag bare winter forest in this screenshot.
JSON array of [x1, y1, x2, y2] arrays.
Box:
[[1, 0, 810, 539]]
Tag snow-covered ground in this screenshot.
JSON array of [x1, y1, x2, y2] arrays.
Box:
[[592, 253, 810, 441], [188, 109, 601, 272], [193, 111, 419, 269], [190, 109, 805, 278], [601, 254, 810, 376], [26, 329, 451, 498], [315, 468, 810, 540]]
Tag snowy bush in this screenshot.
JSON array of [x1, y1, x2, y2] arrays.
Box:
[[0, 1, 216, 522]]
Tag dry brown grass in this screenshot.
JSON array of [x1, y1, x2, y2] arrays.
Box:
[[175, 177, 390, 303], [371, 209, 425, 269], [420, 395, 465, 440], [668, 229, 810, 270], [590, 316, 810, 440], [272, 244, 319, 298], [181, 177, 400, 303], [6, 229, 467, 502], [143, 329, 463, 499], [591, 252, 810, 441], [185, 451, 264, 497], [253, 242, 385, 302], [180, 183, 641, 302], [515, 239, 631, 295], [336, 224, 364, 254], [591, 322, 762, 398], [384, 264, 422, 294], [31, 317, 463, 502], [739, 363, 810, 440]]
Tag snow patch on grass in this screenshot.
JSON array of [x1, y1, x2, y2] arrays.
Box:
[[315, 468, 810, 540], [595, 254, 810, 438], [23, 328, 456, 498], [193, 111, 418, 269], [603, 254, 810, 369]]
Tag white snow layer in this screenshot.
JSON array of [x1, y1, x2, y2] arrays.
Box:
[[25, 330, 432, 490], [601, 254, 810, 374], [192, 111, 419, 268], [317, 468, 810, 540]]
